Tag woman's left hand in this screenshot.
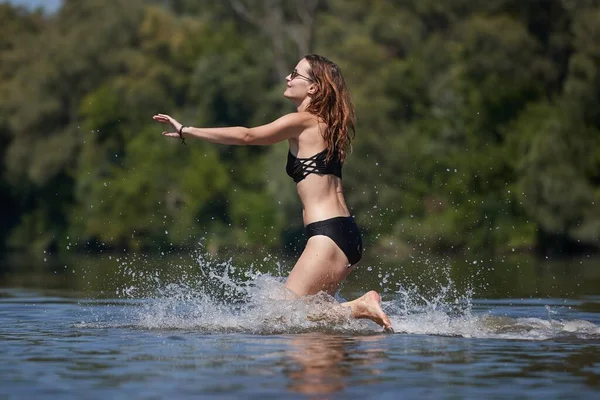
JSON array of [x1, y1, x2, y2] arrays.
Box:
[[152, 114, 183, 138]]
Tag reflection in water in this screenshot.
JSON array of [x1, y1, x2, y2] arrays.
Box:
[[283, 333, 385, 397], [0, 290, 599, 399]]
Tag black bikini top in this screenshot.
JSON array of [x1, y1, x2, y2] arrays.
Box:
[[286, 148, 343, 183]]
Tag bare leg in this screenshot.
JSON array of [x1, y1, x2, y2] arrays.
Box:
[[341, 291, 393, 332], [285, 236, 352, 297], [285, 236, 393, 332]]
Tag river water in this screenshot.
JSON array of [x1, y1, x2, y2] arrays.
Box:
[[1, 251, 599, 399]]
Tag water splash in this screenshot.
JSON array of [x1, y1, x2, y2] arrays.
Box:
[[85, 250, 600, 340], [109, 250, 374, 334]]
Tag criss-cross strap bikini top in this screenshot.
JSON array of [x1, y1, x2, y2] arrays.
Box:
[[286, 148, 343, 183]]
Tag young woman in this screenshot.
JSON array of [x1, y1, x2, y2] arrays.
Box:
[[153, 54, 392, 331]]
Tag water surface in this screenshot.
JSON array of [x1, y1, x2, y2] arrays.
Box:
[[1, 253, 599, 399]]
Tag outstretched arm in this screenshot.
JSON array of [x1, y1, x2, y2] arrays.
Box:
[[152, 113, 312, 145]]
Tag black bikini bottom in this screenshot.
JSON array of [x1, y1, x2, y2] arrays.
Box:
[[305, 216, 363, 266]]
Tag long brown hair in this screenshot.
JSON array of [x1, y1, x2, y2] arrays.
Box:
[[304, 54, 356, 163]]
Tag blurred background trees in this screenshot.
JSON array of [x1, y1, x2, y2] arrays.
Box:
[[1, 0, 598, 259]]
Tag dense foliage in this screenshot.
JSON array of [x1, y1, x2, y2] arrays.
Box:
[[1, 0, 599, 258]]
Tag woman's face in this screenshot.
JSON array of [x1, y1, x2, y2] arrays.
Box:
[[284, 58, 315, 102]]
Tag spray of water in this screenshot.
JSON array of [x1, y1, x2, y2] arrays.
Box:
[[84, 248, 600, 340]]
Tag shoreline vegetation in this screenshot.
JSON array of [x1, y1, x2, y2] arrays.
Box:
[[1, 1, 599, 262]]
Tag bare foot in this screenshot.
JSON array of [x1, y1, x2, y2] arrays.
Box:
[[343, 291, 393, 332]]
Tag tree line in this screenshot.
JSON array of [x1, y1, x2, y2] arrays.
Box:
[[1, 0, 599, 259]]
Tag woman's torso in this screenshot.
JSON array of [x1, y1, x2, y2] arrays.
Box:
[[287, 116, 351, 225]]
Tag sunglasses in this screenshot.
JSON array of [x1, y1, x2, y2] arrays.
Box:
[[290, 69, 313, 82]]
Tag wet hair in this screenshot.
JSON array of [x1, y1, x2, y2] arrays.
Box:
[[304, 54, 356, 163]]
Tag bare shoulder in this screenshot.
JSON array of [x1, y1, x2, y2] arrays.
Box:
[[279, 112, 319, 128]]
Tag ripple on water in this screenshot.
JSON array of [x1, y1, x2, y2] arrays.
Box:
[[65, 252, 600, 341]]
